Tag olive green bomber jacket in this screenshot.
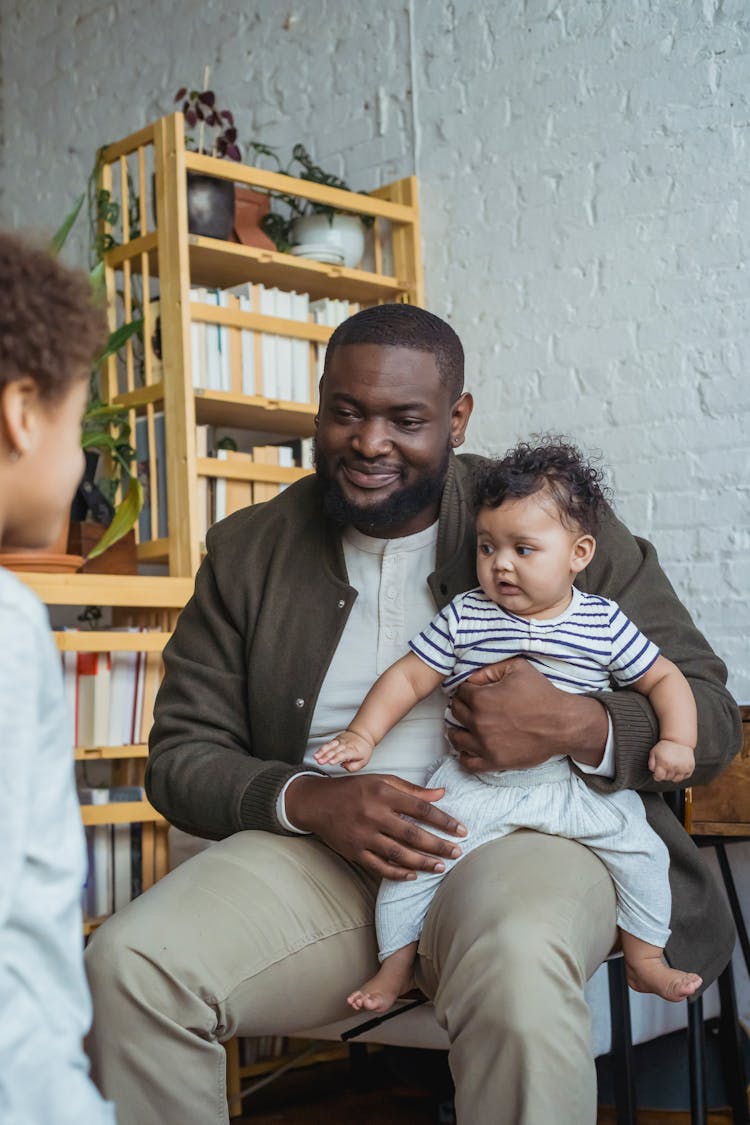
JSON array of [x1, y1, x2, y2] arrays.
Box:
[[147, 454, 742, 984]]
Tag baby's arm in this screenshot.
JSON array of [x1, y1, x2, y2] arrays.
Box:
[[314, 652, 444, 771], [633, 655, 697, 782]]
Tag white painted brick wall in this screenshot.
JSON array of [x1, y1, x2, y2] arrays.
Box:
[[0, 0, 747, 706]]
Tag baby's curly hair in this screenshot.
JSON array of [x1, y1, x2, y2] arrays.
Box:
[[0, 232, 108, 402], [473, 436, 611, 536]]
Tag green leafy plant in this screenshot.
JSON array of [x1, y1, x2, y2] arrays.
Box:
[[51, 194, 144, 560], [258, 144, 374, 253]]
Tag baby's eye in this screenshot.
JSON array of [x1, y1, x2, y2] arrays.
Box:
[[516, 545, 533, 557], [479, 543, 494, 556]]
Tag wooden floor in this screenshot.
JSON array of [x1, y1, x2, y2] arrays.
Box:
[[231, 1049, 744, 1125]]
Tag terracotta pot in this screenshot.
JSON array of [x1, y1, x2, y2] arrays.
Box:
[[0, 514, 83, 573], [68, 523, 137, 575], [232, 186, 276, 251]]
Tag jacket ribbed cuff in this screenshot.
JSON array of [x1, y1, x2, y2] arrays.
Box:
[[238, 763, 324, 835], [593, 690, 659, 791]]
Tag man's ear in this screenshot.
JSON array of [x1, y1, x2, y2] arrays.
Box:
[[0, 377, 39, 459], [450, 391, 473, 448], [570, 534, 596, 573]]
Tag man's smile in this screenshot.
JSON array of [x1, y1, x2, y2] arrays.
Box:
[[341, 462, 403, 489]]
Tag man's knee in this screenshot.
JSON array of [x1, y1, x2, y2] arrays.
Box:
[[85, 907, 158, 1009], [418, 833, 617, 1001]]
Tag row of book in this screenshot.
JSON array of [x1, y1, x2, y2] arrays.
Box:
[[179, 288, 356, 403], [60, 636, 162, 749], [135, 417, 314, 544], [80, 786, 145, 919]]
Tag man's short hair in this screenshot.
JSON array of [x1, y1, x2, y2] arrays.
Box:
[[324, 303, 465, 400], [473, 436, 611, 536], [0, 232, 108, 402]]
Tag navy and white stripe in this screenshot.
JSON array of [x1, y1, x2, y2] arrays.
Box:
[[409, 586, 660, 702]]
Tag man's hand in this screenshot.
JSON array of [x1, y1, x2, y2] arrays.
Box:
[[448, 657, 609, 772], [284, 773, 467, 881]]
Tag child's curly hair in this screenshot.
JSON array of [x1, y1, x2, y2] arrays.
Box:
[[0, 232, 108, 402], [473, 436, 611, 536]]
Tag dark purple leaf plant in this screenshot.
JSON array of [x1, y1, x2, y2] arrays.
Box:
[[174, 86, 242, 161]]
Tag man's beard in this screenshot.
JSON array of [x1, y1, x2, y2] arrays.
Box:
[[316, 444, 451, 533]]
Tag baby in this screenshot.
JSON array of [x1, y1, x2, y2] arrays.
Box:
[[315, 438, 700, 1014]]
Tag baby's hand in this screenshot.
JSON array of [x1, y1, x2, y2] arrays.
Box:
[[648, 739, 696, 783], [314, 731, 374, 772]]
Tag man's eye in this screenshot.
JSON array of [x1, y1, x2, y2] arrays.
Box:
[[397, 418, 423, 430]]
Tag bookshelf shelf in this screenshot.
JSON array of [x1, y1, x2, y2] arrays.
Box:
[[75, 743, 150, 761], [109, 235, 406, 302], [194, 391, 318, 435], [114, 385, 319, 437], [55, 630, 170, 653], [17, 572, 192, 607], [81, 801, 165, 827]]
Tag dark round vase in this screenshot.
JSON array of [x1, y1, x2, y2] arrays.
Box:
[[186, 172, 235, 240]]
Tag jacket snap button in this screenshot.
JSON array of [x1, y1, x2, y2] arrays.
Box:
[[337, 599, 346, 608], [294, 698, 305, 708]]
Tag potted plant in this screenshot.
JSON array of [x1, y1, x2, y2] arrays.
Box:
[[259, 144, 374, 268], [173, 84, 239, 240], [60, 194, 144, 564]]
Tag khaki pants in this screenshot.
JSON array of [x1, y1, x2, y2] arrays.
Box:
[[85, 829, 616, 1125]]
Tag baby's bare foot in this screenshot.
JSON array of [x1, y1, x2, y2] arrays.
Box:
[[347, 986, 398, 1013], [627, 957, 702, 1002]]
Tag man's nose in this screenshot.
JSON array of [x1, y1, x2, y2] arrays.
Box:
[[352, 419, 392, 458]]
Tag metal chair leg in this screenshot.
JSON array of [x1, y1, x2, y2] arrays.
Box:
[[607, 956, 637, 1125], [716, 842, 750, 981], [688, 994, 708, 1125], [717, 961, 750, 1124]]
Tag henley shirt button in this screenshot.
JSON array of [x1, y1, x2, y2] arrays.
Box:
[[294, 698, 305, 709]]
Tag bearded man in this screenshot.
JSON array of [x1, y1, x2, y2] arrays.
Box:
[[85, 303, 739, 1125]]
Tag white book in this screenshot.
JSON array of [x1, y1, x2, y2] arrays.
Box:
[[275, 290, 293, 401], [205, 289, 222, 391], [190, 287, 208, 388], [300, 437, 314, 470], [217, 290, 231, 391], [195, 424, 211, 548], [79, 787, 112, 918], [108, 635, 139, 746], [77, 652, 111, 749], [238, 295, 255, 395], [131, 646, 146, 746], [214, 448, 228, 522], [310, 298, 331, 380], [60, 637, 77, 749], [259, 286, 278, 398], [277, 444, 294, 495], [290, 290, 311, 403]]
